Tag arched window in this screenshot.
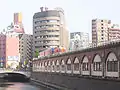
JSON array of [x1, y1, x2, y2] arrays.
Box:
[[82, 56, 89, 71], [67, 59, 71, 70], [106, 52, 118, 72], [61, 59, 65, 71], [56, 60, 60, 71], [74, 58, 79, 71], [93, 54, 102, 71]]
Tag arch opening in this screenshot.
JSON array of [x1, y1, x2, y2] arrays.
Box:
[[82, 56, 89, 71], [106, 52, 118, 72], [73, 57, 79, 71], [66, 59, 72, 71], [93, 54, 102, 71], [56, 60, 60, 71], [61, 59, 65, 72]]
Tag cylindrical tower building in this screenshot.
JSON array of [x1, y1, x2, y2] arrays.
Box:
[[33, 7, 69, 57]]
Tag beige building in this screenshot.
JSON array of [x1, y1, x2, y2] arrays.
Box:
[[33, 7, 69, 57], [19, 34, 33, 65], [92, 19, 111, 45]]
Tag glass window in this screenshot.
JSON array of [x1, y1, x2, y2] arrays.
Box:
[[74, 63, 79, 71], [67, 64, 71, 70], [107, 60, 118, 72], [82, 63, 89, 71]]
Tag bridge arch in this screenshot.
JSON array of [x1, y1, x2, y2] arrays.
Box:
[[44, 61, 48, 72], [56, 60, 60, 72], [41, 61, 45, 72], [66, 58, 72, 73], [91, 54, 102, 76], [39, 61, 42, 71], [73, 57, 80, 74], [0, 71, 30, 82], [60, 59, 65, 73], [47, 60, 51, 72], [81, 55, 90, 75], [106, 52, 119, 77], [52, 60, 55, 72]]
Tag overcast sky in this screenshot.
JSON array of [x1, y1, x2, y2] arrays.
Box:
[[0, 0, 120, 39]]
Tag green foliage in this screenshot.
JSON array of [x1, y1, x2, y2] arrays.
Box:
[[35, 49, 39, 57]]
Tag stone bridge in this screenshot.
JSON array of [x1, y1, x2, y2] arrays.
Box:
[[0, 69, 31, 78], [31, 41, 120, 90]]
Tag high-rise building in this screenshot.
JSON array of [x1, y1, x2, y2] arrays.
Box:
[[108, 24, 120, 41], [14, 12, 22, 24], [0, 25, 33, 69], [0, 33, 6, 68], [6, 34, 20, 69], [13, 13, 24, 33], [69, 32, 89, 50], [33, 7, 69, 57], [19, 34, 33, 66], [92, 19, 111, 45]]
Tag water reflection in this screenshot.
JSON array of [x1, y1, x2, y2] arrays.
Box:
[[0, 82, 48, 90]]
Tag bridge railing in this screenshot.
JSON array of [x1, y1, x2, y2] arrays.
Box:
[[0, 68, 31, 78]]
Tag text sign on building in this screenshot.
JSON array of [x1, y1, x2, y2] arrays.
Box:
[[7, 56, 19, 61]]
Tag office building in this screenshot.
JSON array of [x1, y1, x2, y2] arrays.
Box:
[[33, 7, 69, 57]]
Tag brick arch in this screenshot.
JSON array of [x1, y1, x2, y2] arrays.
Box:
[[73, 57, 80, 63], [65, 58, 72, 64], [105, 51, 119, 62], [56, 59, 60, 65], [92, 53, 102, 63], [44, 60, 48, 66], [81, 55, 89, 63], [59, 56, 67, 65], [60, 59, 65, 65]]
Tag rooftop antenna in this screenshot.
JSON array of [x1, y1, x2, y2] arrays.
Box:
[[40, 7, 44, 12]]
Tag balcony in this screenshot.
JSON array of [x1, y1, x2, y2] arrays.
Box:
[[35, 37, 59, 41], [34, 32, 60, 36], [35, 42, 59, 46], [34, 22, 60, 26]]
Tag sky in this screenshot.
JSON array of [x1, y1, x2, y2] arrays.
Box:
[[0, 0, 120, 39]]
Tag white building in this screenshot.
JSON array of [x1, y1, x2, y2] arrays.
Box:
[[69, 32, 89, 51]]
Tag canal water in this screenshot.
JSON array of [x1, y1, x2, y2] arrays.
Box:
[[0, 82, 52, 90]]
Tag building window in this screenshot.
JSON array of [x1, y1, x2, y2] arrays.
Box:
[[101, 27, 104, 29], [82, 63, 89, 71], [56, 65, 59, 71], [107, 59, 118, 72], [93, 62, 102, 71], [74, 63, 79, 71], [67, 64, 71, 70], [61, 65, 65, 71], [101, 20, 103, 22]]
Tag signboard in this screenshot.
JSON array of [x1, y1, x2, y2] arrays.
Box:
[[7, 56, 19, 61]]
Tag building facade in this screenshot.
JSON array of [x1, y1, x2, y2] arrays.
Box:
[[6, 33, 20, 69], [13, 12, 24, 33], [19, 34, 33, 66], [33, 7, 69, 57], [14, 12, 22, 24], [108, 24, 120, 41], [0, 33, 6, 68], [92, 19, 111, 45], [69, 32, 89, 51]]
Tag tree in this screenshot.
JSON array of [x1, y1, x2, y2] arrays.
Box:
[[35, 49, 39, 57]]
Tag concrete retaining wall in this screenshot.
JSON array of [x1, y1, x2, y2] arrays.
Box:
[[31, 72, 120, 90]]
